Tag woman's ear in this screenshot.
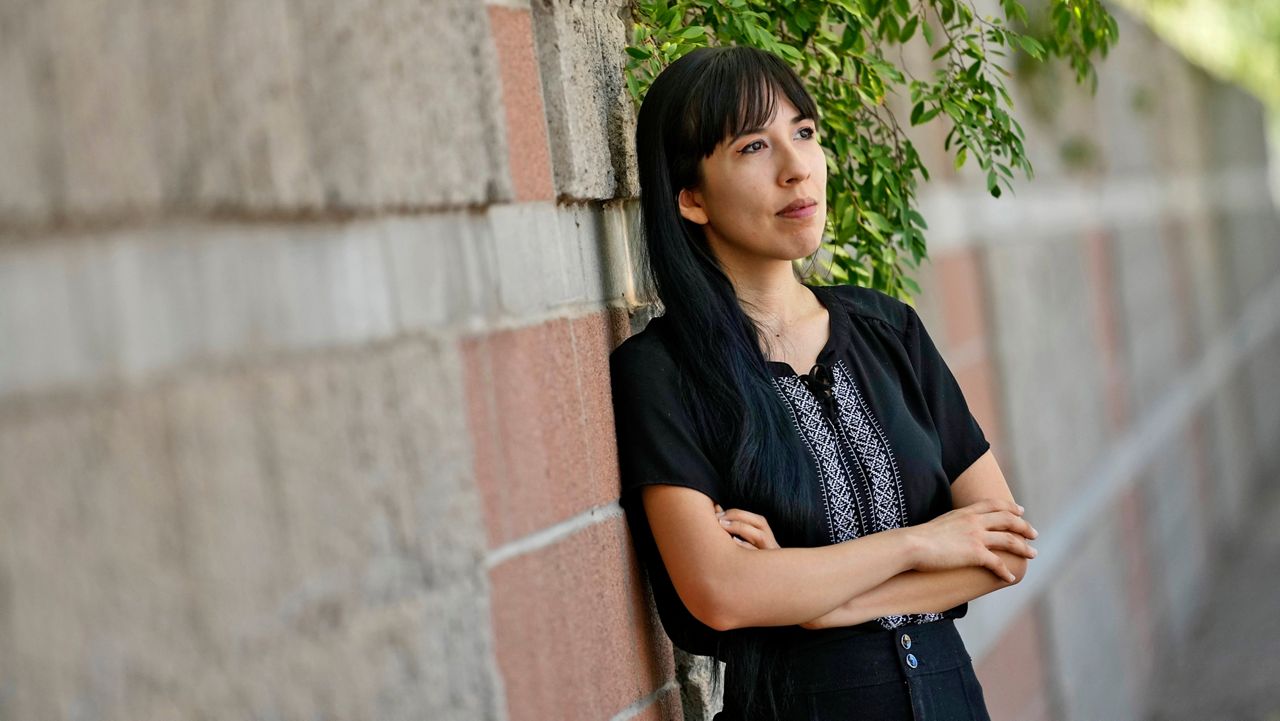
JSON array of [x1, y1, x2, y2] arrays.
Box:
[[677, 187, 709, 225]]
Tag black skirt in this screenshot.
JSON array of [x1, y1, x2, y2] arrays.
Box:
[[714, 619, 991, 721]]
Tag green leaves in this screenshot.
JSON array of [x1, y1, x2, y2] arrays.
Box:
[[909, 101, 940, 126], [899, 15, 919, 43], [623, 0, 1117, 302]]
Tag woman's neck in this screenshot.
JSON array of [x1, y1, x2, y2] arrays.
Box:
[[724, 261, 815, 332]]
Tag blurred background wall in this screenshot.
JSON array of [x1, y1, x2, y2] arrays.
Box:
[[0, 1, 1276, 720]]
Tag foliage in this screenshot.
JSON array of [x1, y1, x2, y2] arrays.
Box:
[[624, 0, 1119, 301]]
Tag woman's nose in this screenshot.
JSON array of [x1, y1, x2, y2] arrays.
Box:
[[777, 143, 810, 184]]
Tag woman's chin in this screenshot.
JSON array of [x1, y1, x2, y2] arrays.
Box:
[[783, 233, 825, 261]]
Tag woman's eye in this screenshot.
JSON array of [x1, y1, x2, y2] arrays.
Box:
[[740, 127, 817, 154]]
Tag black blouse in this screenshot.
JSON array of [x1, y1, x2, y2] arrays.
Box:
[[609, 283, 991, 660]]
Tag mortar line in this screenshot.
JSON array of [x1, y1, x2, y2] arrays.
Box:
[[607, 680, 681, 721], [484, 501, 624, 569]]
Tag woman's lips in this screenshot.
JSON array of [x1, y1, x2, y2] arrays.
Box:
[[777, 203, 818, 219]]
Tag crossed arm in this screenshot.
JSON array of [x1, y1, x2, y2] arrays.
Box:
[[641, 448, 1035, 631], [721, 449, 1037, 630]]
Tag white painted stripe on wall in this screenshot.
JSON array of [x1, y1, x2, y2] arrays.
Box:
[[918, 165, 1275, 251], [0, 200, 625, 400], [608, 680, 682, 721], [484, 501, 625, 570]]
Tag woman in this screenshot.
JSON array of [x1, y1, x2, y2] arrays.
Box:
[[609, 45, 1039, 720]]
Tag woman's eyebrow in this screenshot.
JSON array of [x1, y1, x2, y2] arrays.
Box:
[[730, 114, 812, 144]]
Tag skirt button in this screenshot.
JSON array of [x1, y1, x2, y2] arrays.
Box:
[[900, 633, 912, 650], [905, 653, 918, 669]]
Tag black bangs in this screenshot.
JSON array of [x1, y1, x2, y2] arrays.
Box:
[[682, 46, 820, 159]]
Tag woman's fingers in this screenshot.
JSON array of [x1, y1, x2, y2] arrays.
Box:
[[723, 517, 769, 545], [984, 530, 1038, 559], [718, 506, 771, 528], [1000, 513, 1037, 539], [982, 550, 1018, 583], [716, 506, 780, 550], [720, 517, 770, 549], [715, 504, 755, 547], [979, 509, 1038, 540]]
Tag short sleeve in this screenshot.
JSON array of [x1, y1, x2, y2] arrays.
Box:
[[609, 331, 728, 658], [903, 304, 991, 483], [609, 335, 725, 510]]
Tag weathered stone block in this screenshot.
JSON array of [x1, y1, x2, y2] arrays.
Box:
[[529, 0, 639, 200], [0, 337, 502, 720], [0, 0, 512, 226]]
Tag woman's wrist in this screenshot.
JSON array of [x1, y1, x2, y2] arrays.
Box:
[[891, 526, 923, 571]]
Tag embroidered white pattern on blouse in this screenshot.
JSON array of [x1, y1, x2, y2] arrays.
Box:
[[771, 358, 945, 630]]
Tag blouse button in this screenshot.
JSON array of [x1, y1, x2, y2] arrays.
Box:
[[900, 634, 912, 650]]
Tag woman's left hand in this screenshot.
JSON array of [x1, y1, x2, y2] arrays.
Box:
[[714, 503, 781, 550]]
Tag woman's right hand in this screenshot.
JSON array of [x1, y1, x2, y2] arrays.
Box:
[[904, 498, 1038, 583]]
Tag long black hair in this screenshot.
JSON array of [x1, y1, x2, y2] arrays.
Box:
[[633, 45, 830, 719]]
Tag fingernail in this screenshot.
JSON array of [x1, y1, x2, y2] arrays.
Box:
[[1030, 548, 1038, 557], [1017, 504, 1025, 512], [716, 510, 725, 518], [719, 518, 731, 526]]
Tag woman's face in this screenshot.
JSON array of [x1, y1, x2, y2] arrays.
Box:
[[677, 92, 827, 271]]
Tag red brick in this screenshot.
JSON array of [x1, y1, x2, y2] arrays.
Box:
[[489, 515, 677, 721], [1161, 219, 1199, 363], [1081, 228, 1130, 432], [462, 309, 623, 548], [933, 247, 989, 349], [952, 353, 1005, 458], [574, 311, 624, 513], [487, 7, 555, 201], [974, 602, 1056, 721], [916, 249, 1012, 481]]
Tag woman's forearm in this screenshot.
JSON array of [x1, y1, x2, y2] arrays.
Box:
[[800, 550, 1027, 630], [698, 494, 1034, 631], [708, 527, 921, 631]]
